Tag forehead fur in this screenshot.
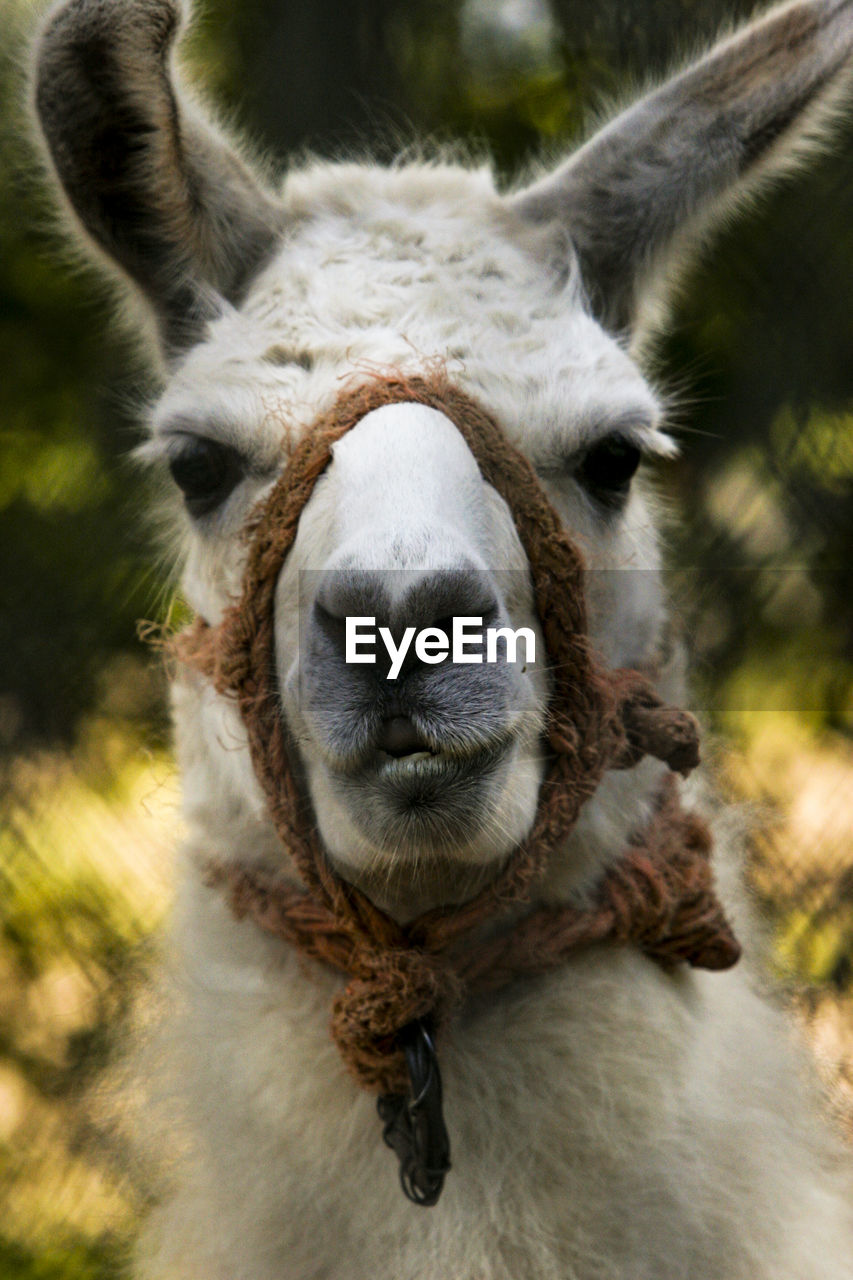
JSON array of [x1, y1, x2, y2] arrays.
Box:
[[155, 159, 663, 460]]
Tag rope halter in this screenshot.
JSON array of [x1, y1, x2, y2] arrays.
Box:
[[174, 371, 740, 1202]]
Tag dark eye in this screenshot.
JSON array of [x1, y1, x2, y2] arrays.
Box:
[[576, 436, 642, 508], [168, 437, 245, 517]]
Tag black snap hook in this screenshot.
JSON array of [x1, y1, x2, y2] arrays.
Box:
[[377, 1018, 451, 1206]]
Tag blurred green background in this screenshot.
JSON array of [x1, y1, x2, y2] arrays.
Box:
[[1, 0, 852, 1275]]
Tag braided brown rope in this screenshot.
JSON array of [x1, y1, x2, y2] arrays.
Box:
[[175, 372, 740, 1094]]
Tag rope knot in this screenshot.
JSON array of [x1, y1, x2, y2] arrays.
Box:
[[609, 672, 701, 777], [330, 949, 462, 1094]]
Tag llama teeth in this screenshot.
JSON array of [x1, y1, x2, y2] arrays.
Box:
[[382, 750, 443, 775]]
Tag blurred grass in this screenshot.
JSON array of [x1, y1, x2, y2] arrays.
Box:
[[720, 715, 853, 983], [0, 703, 176, 1278], [719, 713, 853, 1138]]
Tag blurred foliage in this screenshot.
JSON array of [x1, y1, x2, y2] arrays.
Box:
[[0, 696, 176, 1277], [0, 2, 165, 754], [1, 0, 852, 1276]]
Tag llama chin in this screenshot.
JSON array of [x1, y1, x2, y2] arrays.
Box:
[[32, 0, 853, 1276]]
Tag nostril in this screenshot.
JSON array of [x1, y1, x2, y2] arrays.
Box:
[[314, 569, 385, 628], [376, 716, 431, 757]]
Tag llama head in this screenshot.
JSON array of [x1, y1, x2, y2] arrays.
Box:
[[34, 0, 853, 911]]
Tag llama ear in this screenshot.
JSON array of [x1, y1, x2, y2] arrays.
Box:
[[508, 0, 853, 334], [33, 0, 284, 358]]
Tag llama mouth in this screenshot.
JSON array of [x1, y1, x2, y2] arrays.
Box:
[[338, 740, 516, 862], [364, 740, 510, 798]]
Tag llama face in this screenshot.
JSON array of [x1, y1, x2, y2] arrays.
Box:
[[147, 172, 673, 890]]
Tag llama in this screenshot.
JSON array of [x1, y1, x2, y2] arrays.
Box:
[[33, 0, 853, 1276]]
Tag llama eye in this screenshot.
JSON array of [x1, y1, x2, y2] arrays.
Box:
[[576, 436, 642, 508], [167, 437, 245, 517]]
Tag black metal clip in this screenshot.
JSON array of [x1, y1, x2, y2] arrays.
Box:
[[377, 1018, 451, 1207]]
